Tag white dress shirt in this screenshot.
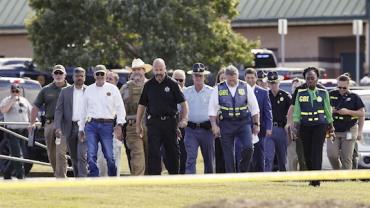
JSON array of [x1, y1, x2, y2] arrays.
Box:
[[72, 86, 84, 122], [208, 81, 259, 117], [78, 82, 126, 131]]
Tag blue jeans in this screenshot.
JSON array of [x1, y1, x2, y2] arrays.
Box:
[[85, 121, 117, 177], [264, 126, 287, 171], [184, 127, 214, 174], [220, 119, 253, 173]]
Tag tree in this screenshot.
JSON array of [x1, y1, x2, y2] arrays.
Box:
[[27, 0, 259, 72]]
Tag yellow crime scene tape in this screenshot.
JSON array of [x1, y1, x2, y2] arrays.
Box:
[[1, 169, 370, 189]]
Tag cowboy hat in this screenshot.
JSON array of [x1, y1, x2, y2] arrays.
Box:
[[126, 58, 152, 73], [187, 63, 210, 75]]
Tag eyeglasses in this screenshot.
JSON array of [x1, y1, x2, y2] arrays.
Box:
[[53, 71, 64, 75], [337, 86, 347, 90], [175, 79, 184, 83], [95, 72, 106, 76]]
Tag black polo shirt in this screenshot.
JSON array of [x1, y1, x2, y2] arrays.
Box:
[[329, 90, 365, 132], [291, 83, 325, 106], [269, 89, 291, 126], [139, 75, 185, 117]]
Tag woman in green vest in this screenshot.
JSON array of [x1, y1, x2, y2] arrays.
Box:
[[292, 67, 334, 187]]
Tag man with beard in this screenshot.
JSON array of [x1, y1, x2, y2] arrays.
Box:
[[121, 58, 151, 175], [78, 65, 126, 177], [29, 65, 70, 178], [54, 67, 87, 177], [136, 58, 188, 175], [292, 67, 334, 186]]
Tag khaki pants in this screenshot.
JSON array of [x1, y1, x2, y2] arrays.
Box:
[[126, 123, 147, 175], [327, 125, 358, 170], [44, 122, 68, 178]]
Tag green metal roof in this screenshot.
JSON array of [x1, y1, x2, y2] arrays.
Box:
[[0, 0, 31, 29], [0, 0, 368, 29], [234, 0, 367, 26]]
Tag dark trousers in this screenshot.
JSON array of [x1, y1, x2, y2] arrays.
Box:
[[264, 127, 287, 172], [68, 122, 88, 177], [248, 137, 265, 172], [179, 127, 186, 174], [296, 137, 307, 171], [4, 129, 27, 179], [147, 117, 179, 175], [300, 124, 327, 171], [220, 119, 253, 173], [214, 137, 225, 173]]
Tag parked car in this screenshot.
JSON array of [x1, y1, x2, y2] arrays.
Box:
[[0, 58, 33, 67], [0, 59, 52, 84]]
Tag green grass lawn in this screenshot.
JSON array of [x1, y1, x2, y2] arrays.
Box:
[[30, 145, 207, 175], [1, 180, 370, 208], [12, 146, 370, 208]]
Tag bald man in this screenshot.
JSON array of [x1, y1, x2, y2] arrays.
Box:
[[136, 58, 188, 175]]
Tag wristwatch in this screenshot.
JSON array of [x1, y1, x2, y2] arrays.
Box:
[[253, 122, 260, 126]]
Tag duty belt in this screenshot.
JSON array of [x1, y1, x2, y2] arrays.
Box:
[[90, 118, 114, 123], [273, 122, 286, 128], [147, 115, 176, 121], [187, 121, 212, 130]]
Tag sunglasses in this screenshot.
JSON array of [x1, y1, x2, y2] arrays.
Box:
[[95, 72, 106, 76], [11, 90, 20, 93], [175, 79, 184, 83], [53, 71, 64, 75], [18, 102, 24, 113], [337, 86, 347, 90]]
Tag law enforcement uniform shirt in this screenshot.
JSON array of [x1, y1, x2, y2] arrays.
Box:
[[139, 75, 185, 117], [329, 90, 365, 132], [269, 89, 291, 126], [291, 83, 325, 106], [34, 81, 69, 119]]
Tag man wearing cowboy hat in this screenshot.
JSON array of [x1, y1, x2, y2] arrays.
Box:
[[264, 71, 291, 172], [120, 58, 151, 175], [182, 63, 214, 174], [78, 65, 126, 177]]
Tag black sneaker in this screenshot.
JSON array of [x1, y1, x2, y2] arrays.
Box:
[[309, 181, 320, 187]]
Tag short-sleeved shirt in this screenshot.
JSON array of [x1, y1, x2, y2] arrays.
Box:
[[139, 75, 185, 117], [183, 85, 213, 123], [34, 82, 69, 119], [329, 90, 365, 132], [291, 83, 325, 106], [0, 96, 32, 129], [269, 89, 291, 125]]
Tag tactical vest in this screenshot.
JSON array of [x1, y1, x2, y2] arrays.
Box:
[[297, 88, 327, 126], [122, 81, 144, 116], [330, 93, 359, 131], [218, 81, 250, 122]]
